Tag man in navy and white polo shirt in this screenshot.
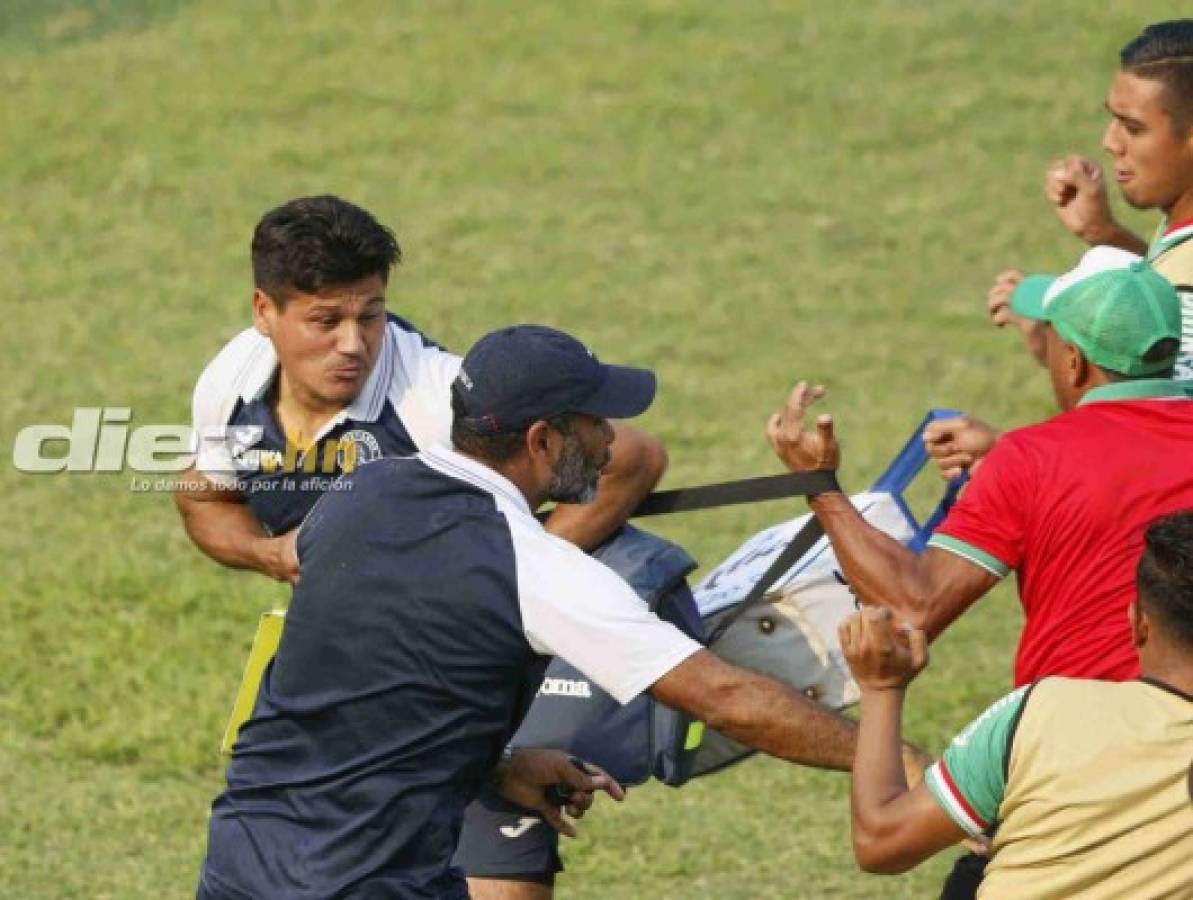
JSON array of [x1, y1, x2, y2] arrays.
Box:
[[196, 325, 871, 900], [175, 195, 669, 898], [175, 194, 667, 586]]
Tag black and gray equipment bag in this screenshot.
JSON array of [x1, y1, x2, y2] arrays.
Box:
[[511, 409, 964, 786]]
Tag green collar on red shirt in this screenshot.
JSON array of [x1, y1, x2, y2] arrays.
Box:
[[1079, 378, 1188, 406]]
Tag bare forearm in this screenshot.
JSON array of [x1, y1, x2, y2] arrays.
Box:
[[852, 689, 938, 874], [852, 690, 908, 832], [708, 675, 857, 770], [1081, 220, 1148, 255], [175, 493, 279, 576], [808, 492, 934, 629], [653, 654, 857, 770]]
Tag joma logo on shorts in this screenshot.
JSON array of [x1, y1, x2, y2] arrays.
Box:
[[537, 677, 592, 698]]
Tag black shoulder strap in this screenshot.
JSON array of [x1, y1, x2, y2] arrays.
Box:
[[629, 470, 840, 644], [626, 470, 840, 645], [536, 470, 840, 644], [630, 471, 840, 518], [703, 516, 825, 645]]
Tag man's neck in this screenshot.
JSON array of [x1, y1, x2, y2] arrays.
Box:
[[1139, 641, 1193, 699], [274, 372, 345, 441], [1067, 372, 1113, 410], [1164, 190, 1193, 232], [453, 448, 545, 511]]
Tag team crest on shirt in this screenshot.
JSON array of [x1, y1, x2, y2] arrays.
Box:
[[338, 429, 383, 471]]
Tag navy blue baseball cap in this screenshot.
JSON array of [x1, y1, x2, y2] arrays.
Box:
[[452, 325, 657, 433]]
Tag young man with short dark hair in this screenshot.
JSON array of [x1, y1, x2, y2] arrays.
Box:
[[176, 196, 670, 898], [985, 20, 1193, 374], [176, 194, 667, 584], [936, 21, 1193, 479]]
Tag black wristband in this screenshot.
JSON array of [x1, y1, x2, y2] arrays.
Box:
[[805, 470, 842, 499]]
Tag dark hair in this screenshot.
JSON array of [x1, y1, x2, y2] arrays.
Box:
[[1120, 20, 1193, 135], [251, 195, 401, 305], [450, 388, 576, 464], [1136, 510, 1193, 648], [1099, 337, 1180, 381]]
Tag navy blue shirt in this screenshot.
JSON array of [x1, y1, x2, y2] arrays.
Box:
[[200, 447, 700, 899]]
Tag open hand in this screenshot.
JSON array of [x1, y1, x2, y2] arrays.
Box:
[[766, 381, 840, 473], [839, 607, 928, 692]]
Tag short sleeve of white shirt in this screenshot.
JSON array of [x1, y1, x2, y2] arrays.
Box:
[[386, 324, 461, 450], [507, 517, 702, 705], [190, 328, 274, 488]]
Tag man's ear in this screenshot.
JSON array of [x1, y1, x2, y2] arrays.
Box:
[[1128, 600, 1149, 650], [524, 420, 560, 465], [1068, 342, 1090, 389], [253, 288, 280, 337]]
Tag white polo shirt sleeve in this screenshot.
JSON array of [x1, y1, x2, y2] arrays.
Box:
[[190, 327, 276, 488], [508, 519, 703, 705], [388, 323, 462, 450]]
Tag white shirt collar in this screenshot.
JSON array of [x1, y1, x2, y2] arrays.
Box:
[[420, 444, 534, 519]]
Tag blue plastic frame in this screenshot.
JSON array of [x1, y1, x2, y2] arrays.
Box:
[[869, 408, 968, 553]]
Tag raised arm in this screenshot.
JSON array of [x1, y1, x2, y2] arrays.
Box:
[[922, 415, 1001, 481], [807, 496, 996, 639], [766, 384, 998, 640], [985, 269, 1048, 365], [1044, 155, 1147, 254], [839, 608, 966, 874]]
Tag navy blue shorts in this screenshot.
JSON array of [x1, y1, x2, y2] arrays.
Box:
[[452, 784, 562, 883]]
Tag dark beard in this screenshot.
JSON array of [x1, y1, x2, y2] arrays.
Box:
[[546, 432, 601, 504]]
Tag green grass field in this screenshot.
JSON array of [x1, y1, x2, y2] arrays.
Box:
[[0, 1, 1176, 897]]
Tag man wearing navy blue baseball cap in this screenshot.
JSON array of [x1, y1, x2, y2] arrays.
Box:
[[198, 324, 880, 900], [454, 325, 658, 438]]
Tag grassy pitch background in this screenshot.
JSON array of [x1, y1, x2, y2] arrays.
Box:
[[0, 2, 1172, 896]]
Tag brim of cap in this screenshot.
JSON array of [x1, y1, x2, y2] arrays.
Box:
[[574, 364, 657, 420], [1010, 275, 1056, 321]]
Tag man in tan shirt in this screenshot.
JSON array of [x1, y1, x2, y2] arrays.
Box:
[[834, 512, 1193, 899]]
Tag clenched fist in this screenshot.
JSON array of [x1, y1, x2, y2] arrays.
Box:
[[839, 607, 929, 693], [1045, 154, 1115, 244]]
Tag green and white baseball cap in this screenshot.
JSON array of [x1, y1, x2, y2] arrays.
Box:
[[1010, 246, 1181, 377]]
